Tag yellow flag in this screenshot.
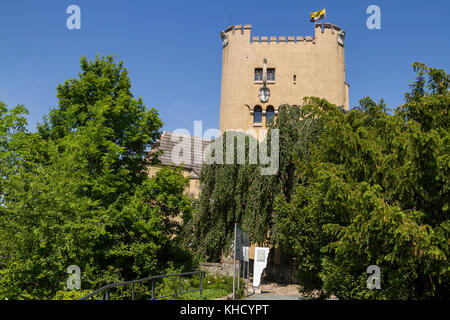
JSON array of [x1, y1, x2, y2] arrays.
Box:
[[310, 8, 326, 22]]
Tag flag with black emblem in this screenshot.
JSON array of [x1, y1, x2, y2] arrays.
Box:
[[310, 8, 326, 22]]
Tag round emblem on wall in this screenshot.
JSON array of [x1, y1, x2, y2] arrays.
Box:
[[259, 86, 270, 103]]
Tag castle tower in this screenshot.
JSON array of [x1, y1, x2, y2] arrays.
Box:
[[219, 23, 349, 134]]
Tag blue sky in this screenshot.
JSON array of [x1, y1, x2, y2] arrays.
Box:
[[0, 0, 449, 135]]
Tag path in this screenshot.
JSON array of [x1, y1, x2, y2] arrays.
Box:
[[243, 282, 305, 300]]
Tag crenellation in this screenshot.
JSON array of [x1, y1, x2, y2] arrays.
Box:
[[315, 22, 342, 32], [247, 34, 322, 45], [248, 34, 321, 45], [223, 23, 339, 46]]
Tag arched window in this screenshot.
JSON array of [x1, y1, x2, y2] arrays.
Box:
[[266, 106, 275, 125], [253, 106, 262, 125]]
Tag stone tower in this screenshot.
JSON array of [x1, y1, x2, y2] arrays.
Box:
[[219, 23, 349, 134]]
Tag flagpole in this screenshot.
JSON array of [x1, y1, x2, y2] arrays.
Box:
[[321, 8, 325, 33], [232, 223, 236, 300]]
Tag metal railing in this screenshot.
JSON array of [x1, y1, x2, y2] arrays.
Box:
[[79, 270, 205, 300]]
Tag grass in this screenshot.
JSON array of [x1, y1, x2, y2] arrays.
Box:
[[158, 274, 245, 300]]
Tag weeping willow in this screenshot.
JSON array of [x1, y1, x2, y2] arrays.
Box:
[[186, 100, 328, 261]]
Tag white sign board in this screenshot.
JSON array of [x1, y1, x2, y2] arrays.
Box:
[[242, 246, 249, 262], [252, 247, 269, 288]]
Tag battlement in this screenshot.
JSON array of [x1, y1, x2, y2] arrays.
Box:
[[223, 23, 343, 45], [251, 35, 315, 44], [314, 22, 343, 33], [224, 24, 251, 34]]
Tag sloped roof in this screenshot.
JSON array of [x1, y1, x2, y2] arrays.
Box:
[[153, 131, 212, 178]]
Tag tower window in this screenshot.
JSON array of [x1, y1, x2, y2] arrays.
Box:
[[293, 75, 296, 83], [255, 68, 275, 82], [253, 106, 262, 125], [267, 68, 275, 81], [254, 68, 263, 81], [266, 106, 275, 125]]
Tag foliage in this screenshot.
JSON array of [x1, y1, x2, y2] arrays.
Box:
[[0, 102, 28, 198], [37, 54, 163, 206], [0, 55, 195, 299], [276, 63, 449, 299], [52, 289, 98, 300], [186, 108, 311, 261]]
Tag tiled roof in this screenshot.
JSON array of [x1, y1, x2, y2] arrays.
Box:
[[153, 131, 212, 178]]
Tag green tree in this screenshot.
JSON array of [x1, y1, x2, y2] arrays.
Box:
[[0, 101, 28, 196], [0, 55, 194, 299], [37, 54, 163, 206], [275, 63, 449, 299]]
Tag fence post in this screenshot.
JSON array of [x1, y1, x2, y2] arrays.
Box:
[[232, 223, 236, 300], [237, 259, 240, 291], [246, 261, 249, 295], [105, 289, 109, 300], [131, 283, 135, 300], [151, 280, 155, 300], [200, 272, 204, 300], [178, 276, 182, 296]]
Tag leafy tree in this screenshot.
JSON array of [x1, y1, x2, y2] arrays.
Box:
[[186, 132, 260, 261], [0, 55, 194, 299], [187, 105, 313, 261], [275, 63, 449, 299], [0, 101, 28, 196], [37, 54, 163, 206]]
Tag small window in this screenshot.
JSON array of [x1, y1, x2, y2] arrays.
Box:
[[267, 68, 275, 81], [254, 106, 262, 125], [293, 75, 296, 83], [254, 68, 263, 81], [266, 106, 275, 125]]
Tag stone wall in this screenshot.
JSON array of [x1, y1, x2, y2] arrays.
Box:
[[199, 262, 236, 277]]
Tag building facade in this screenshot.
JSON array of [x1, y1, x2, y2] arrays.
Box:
[[219, 22, 349, 134]]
